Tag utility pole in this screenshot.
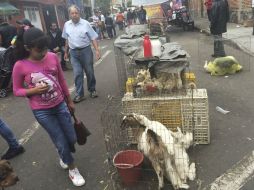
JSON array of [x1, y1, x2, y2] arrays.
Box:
[[91, 0, 95, 12], [252, 0, 254, 35]]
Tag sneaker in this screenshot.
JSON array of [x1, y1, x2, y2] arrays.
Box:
[[90, 91, 98, 98], [59, 159, 68, 169], [69, 168, 85, 186], [73, 95, 85, 103], [1, 146, 25, 160]]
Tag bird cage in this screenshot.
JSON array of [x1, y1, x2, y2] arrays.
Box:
[[101, 94, 199, 189]]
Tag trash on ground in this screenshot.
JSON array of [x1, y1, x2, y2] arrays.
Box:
[[216, 106, 230, 114]]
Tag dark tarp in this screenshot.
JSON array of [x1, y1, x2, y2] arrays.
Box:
[[0, 2, 19, 16]]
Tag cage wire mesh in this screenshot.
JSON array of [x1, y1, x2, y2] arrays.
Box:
[[101, 93, 199, 189], [109, 24, 207, 189]]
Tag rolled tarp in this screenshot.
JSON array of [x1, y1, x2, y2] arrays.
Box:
[[132, 0, 168, 6]]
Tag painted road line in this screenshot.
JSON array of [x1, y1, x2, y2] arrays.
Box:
[[18, 122, 40, 145], [18, 50, 111, 145], [203, 151, 254, 190], [100, 45, 108, 50]]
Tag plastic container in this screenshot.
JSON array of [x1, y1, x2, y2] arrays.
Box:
[[143, 35, 152, 58], [125, 78, 135, 93], [113, 150, 144, 186], [150, 37, 162, 57]]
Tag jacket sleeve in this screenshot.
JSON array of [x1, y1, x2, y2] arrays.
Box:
[[12, 61, 28, 97], [210, 3, 218, 26], [225, 0, 230, 22]]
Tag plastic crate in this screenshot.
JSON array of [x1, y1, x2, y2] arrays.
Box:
[[122, 89, 210, 144]]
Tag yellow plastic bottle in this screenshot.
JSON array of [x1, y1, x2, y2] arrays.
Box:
[[126, 78, 134, 93]]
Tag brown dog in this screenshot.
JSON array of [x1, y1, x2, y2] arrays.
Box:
[[0, 160, 19, 189]]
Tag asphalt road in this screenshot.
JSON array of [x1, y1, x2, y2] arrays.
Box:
[[1, 28, 254, 190]]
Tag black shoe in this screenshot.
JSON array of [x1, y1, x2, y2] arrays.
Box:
[[90, 91, 98, 98], [1, 146, 25, 160], [73, 95, 85, 103]]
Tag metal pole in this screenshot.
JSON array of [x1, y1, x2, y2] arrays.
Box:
[[91, 0, 95, 12], [252, 0, 254, 35]]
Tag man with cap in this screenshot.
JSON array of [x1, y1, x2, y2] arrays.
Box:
[[16, 18, 33, 30], [0, 17, 17, 48]]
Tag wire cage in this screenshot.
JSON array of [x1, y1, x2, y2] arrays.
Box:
[[101, 95, 200, 189], [114, 39, 194, 99], [114, 45, 129, 96]]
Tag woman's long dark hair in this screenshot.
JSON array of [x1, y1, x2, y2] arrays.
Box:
[[14, 27, 50, 61]]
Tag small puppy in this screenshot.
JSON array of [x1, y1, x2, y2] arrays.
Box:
[[0, 160, 19, 189]]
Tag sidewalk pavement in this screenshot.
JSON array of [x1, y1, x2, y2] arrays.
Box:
[[194, 17, 254, 55]]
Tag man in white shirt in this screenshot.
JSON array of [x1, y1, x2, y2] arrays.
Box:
[[62, 5, 101, 102]]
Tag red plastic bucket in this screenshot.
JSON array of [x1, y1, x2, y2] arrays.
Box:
[[113, 150, 144, 186]]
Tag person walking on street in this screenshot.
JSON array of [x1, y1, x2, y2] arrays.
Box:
[[127, 9, 133, 26], [98, 11, 106, 39], [109, 11, 116, 37], [116, 11, 124, 30], [133, 9, 137, 24], [0, 17, 17, 49], [62, 5, 100, 103], [92, 11, 101, 40], [12, 27, 86, 187], [204, 0, 212, 21], [105, 12, 114, 39], [139, 5, 147, 24], [210, 0, 229, 57], [0, 118, 25, 160], [47, 22, 67, 71]]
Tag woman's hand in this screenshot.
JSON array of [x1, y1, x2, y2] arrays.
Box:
[[67, 100, 75, 115], [64, 52, 69, 61], [27, 85, 49, 96], [95, 50, 101, 61], [65, 95, 75, 115]]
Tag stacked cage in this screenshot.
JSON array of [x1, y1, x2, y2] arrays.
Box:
[[102, 97, 197, 189], [122, 89, 209, 145], [107, 28, 205, 189]]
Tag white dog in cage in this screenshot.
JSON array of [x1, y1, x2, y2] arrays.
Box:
[[121, 113, 190, 189]]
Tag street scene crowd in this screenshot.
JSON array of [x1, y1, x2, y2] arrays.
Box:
[[0, 0, 254, 189]]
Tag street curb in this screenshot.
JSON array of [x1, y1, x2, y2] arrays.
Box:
[[195, 25, 254, 57]]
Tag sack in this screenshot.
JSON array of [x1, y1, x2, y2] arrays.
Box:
[[73, 114, 91, 145]]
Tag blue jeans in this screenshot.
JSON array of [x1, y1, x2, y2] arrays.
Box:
[[0, 118, 20, 149], [32, 102, 76, 165], [70, 46, 96, 97]]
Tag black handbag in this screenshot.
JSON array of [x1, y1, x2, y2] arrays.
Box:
[[72, 113, 91, 145]]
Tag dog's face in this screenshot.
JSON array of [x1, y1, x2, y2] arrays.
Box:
[[120, 113, 145, 130], [0, 160, 19, 188]]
